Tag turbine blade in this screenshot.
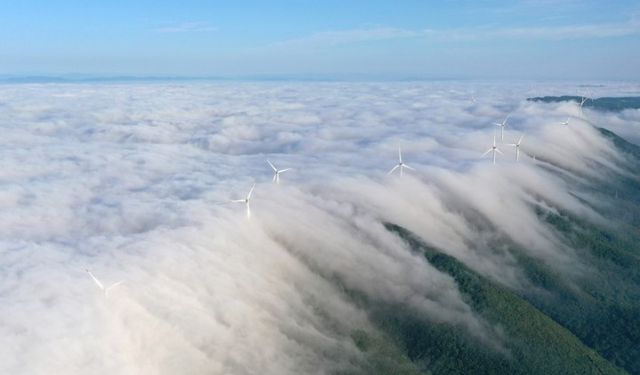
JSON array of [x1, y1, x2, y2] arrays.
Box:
[[86, 269, 105, 291], [398, 147, 402, 163], [267, 160, 277, 172], [231, 199, 245, 203], [518, 135, 524, 145], [246, 183, 255, 200], [279, 168, 291, 173], [496, 148, 504, 155], [481, 149, 492, 157], [403, 164, 416, 171], [388, 164, 399, 175]]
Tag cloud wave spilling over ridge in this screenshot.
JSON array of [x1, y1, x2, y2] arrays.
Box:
[[0, 81, 637, 374]]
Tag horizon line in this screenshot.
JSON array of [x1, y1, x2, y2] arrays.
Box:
[[0, 74, 637, 84]]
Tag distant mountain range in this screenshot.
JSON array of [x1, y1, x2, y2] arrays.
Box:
[[528, 96, 640, 111], [0, 75, 222, 84]]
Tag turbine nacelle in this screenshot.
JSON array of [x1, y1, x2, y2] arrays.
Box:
[[580, 96, 589, 107], [267, 160, 291, 184], [482, 135, 503, 164], [494, 114, 510, 141], [388, 147, 415, 176], [85, 269, 123, 297], [579, 92, 592, 115], [231, 183, 255, 219], [507, 135, 524, 161]]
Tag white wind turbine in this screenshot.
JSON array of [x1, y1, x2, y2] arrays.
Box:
[[388, 147, 415, 176], [86, 269, 123, 297], [494, 114, 510, 141], [507, 135, 524, 161], [579, 94, 591, 115], [267, 160, 291, 184], [231, 183, 255, 219], [482, 135, 503, 164]]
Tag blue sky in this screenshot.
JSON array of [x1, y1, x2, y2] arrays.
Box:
[[1, 0, 639, 80]]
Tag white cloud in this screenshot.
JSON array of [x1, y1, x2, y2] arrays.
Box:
[[263, 18, 640, 50], [266, 27, 422, 49], [0, 81, 636, 374], [457, 19, 640, 40], [154, 22, 218, 33]]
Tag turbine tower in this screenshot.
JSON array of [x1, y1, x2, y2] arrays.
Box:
[[507, 135, 524, 161], [579, 94, 591, 115], [232, 184, 255, 219], [494, 115, 509, 141], [267, 160, 291, 184], [482, 135, 503, 165], [388, 147, 415, 177]]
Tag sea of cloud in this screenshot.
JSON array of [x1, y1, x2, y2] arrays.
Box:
[[0, 81, 637, 374]]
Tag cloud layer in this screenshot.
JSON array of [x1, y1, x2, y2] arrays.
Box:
[[264, 17, 640, 51], [0, 81, 637, 374]]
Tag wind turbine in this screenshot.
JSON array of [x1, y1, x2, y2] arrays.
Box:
[[85, 269, 123, 297], [388, 147, 415, 176], [231, 183, 255, 219], [507, 135, 524, 161], [579, 94, 591, 115], [482, 135, 503, 165], [494, 115, 510, 141], [267, 160, 291, 184]]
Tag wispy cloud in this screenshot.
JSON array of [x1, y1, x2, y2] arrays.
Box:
[[154, 21, 217, 33], [266, 27, 422, 49], [265, 19, 640, 49], [452, 19, 640, 40]]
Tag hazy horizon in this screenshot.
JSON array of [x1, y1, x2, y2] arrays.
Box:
[[2, 75, 640, 85]]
